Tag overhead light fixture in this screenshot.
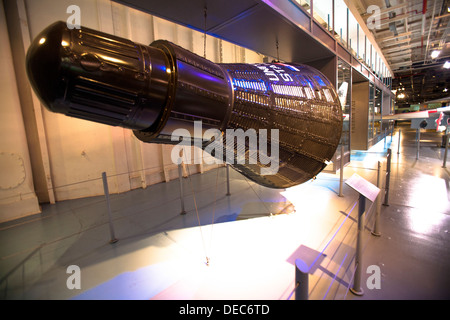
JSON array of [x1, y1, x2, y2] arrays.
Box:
[[397, 93, 406, 99], [444, 61, 450, 69], [444, 88, 448, 93], [431, 50, 441, 59]]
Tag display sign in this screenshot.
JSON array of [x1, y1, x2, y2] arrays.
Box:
[[345, 173, 380, 202]]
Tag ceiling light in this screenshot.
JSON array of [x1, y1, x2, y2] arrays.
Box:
[[444, 88, 448, 93], [431, 50, 441, 59], [397, 93, 405, 99], [444, 61, 450, 69]]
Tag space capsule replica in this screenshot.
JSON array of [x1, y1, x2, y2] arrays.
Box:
[[26, 21, 342, 189]]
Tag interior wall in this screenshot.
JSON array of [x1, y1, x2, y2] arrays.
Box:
[[4, 0, 55, 205], [0, 0, 264, 223], [0, 1, 40, 222], [382, 92, 392, 116]]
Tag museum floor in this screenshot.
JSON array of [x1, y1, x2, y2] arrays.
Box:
[[1, 122, 449, 300]]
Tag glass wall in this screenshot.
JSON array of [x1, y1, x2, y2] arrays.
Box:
[[368, 84, 382, 140], [358, 25, 365, 61], [365, 42, 371, 67], [313, 0, 333, 32], [348, 9, 359, 58], [338, 58, 351, 155], [293, 0, 311, 14], [292, 0, 393, 84], [368, 82, 374, 139], [335, 0, 348, 47], [374, 87, 382, 136], [290, 0, 394, 151]]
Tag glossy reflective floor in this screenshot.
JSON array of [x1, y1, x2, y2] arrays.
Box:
[[1, 122, 449, 300]]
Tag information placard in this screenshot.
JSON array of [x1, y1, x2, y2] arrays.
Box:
[[345, 173, 380, 202]]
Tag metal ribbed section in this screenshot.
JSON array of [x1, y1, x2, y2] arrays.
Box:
[[66, 77, 137, 126], [221, 63, 342, 188]]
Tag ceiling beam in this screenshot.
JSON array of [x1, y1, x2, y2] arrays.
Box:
[[361, 2, 423, 19], [385, 49, 412, 57], [391, 61, 412, 69], [377, 31, 412, 41], [381, 38, 411, 48]]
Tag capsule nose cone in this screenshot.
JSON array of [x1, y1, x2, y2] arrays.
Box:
[[26, 21, 67, 111]]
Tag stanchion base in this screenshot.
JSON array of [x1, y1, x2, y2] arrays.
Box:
[[180, 210, 187, 215], [226, 193, 231, 196], [350, 287, 364, 296], [109, 238, 118, 244], [371, 231, 381, 237]]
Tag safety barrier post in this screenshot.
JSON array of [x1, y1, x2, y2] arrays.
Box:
[[178, 164, 187, 215], [226, 164, 231, 196], [397, 130, 401, 154], [416, 129, 420, 160], [295, 259, 309, 300], [371, 161, 382, 237], [350, 193, 365, 296], [101, 172, 118, 244], [443, 134, 449, 168], [384, 128, 387, 148], [383, 149, 391, 206]]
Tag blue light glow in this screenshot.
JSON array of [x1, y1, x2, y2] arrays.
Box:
[[313, 75, 327, 87], [232, 79, 267, 92], [304, 78, 314, 88]]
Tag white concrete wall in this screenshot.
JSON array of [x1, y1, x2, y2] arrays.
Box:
[[0, 1, 40, 222], [0, 0, 265, 223]]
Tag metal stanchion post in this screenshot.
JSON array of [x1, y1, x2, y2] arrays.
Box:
[[371, 161, 382, 237], [295, 259, 309, 300], [350, 193, 365, 296], [226, 164, 231, 196], [178, 164, 187, 215], [339, 145, 344, 197], [443, 134, 449, 168], [101, 172, 118, 244], [397, 129, 401, 154], [384, 128, 387, 148], [383, 148, 391, 206], [416, 129, 420, 160]]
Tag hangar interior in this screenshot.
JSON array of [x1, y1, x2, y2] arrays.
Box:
[[0, 0, 449, 300]]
